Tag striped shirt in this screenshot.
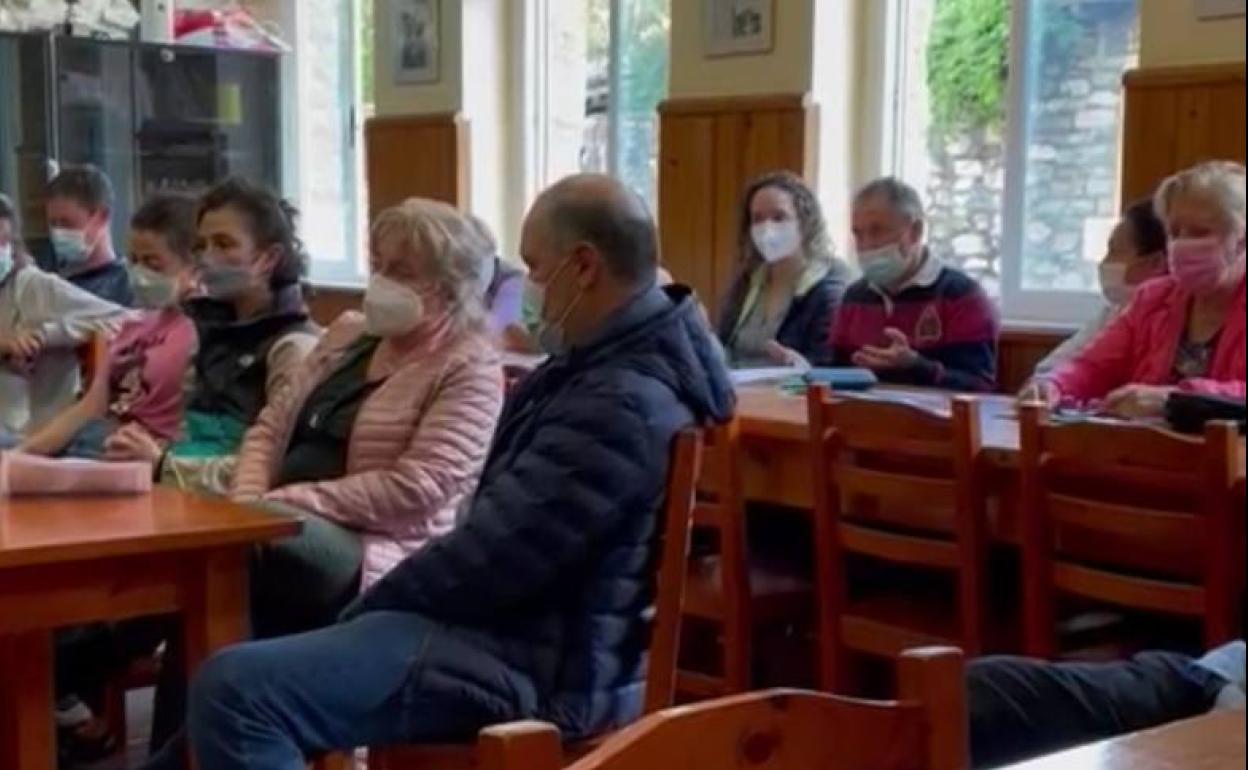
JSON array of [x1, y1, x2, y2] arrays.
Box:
[[831, 252, 1000, 392]]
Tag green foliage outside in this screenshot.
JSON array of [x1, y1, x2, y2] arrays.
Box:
[[618, 0, 669, 204], [926, 0, 1010, 137], [584, 0, 669, 116], [360, 0, 375, 106], [927, 0, 1088, 139], [618, 0, 670, 119]]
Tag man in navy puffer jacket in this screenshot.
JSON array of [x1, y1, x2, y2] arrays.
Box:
[[184, 175, 736, 770]]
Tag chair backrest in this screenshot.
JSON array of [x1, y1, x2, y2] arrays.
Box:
[[683, 418, 753, 694], [1018, 402, 1242, 655], [77, 331, 109, 392], [642, 428, 704, 715], [477, 647, 968, 770], [358, 431, 702, 770], [807, 385, 989, 675]]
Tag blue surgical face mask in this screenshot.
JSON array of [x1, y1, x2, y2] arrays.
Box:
[[0, 244, 13, 282], [51, 227, 93, 270], [533, 256, 582, 357], [858, 242, 911, 289]]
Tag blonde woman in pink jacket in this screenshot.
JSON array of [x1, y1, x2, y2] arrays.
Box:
[[232, 198, 504, 638], [1024, 161, 1246, 419]]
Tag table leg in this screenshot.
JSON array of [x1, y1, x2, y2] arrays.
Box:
[[182, 548, 249, 673], [179, 548, 248, 769], [0, 629, 55, 770]]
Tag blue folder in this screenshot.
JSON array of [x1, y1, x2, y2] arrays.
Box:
[[801, 367, 879, 391]]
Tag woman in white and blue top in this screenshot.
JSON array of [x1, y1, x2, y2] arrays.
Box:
[[1031, 199, 1170, 380]]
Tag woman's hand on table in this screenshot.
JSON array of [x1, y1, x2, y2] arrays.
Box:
[[103, 423, 166, 467], [1018, 379, 1062, 408], [765, 341, 810, 371], [1100, 384, 1175, 420]]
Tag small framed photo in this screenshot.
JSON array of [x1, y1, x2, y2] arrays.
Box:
[[393, 0, 440, 85], [704, 0, 774, 58]]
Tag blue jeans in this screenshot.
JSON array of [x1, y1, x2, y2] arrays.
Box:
[[60, 417, 117, 458], [0, 417, 114, 457], [139, 508, 365, 762], [170, 612, 526, 770]]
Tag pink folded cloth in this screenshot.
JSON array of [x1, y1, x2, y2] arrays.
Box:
[[0, 451, 152, 497]]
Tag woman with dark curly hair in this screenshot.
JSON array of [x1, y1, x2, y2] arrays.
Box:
[[715, 171, 852, 368], [104, 178, 321, 494]]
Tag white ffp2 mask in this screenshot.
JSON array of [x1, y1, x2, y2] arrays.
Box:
[[751, 221, 802, 264], [363, 273, 425, 338]]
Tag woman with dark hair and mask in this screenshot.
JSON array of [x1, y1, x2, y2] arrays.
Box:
[[17, 194, 200, 458], [1028, 198, 1169, 381], [104, 178, 321, 493], [1026, 161, 1246, 418], [716, 171, 852, 368]]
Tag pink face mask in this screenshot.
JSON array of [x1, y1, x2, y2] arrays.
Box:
[[1168, 237, 1237, 294]]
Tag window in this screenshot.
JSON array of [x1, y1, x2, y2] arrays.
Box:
[[884, 0, 1140, 322], [291, 0, 372, 286], [525, 0, 670, 215]]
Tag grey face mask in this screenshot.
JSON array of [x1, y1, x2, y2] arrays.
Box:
[[0, 244, 14, 282], [129, 264, 181, 309], [199, 260, 255, 300]]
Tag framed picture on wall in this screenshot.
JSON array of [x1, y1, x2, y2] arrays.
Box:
[[704, 0, 774, 58], [393, 0, 440, 85]]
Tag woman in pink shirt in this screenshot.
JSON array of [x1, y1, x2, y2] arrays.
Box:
[[231, 197, 504, 636], [1026, 161, 1246, 419], [18, 194, 199, 457]]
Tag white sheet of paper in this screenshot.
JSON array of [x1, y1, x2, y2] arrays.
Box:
[[729, 367, 800, 386]]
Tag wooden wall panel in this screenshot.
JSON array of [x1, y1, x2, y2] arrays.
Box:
[[661, 114, 718, 309], [307, 287, 362, 327], [658, 94, 819, 320], [997, 326, 1070, 394], [1121, 64, 1246, 204], [365, 113, 471, 219]]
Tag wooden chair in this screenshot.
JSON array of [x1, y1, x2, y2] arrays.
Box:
[[472, 647, 968, 770], [76, 331, 109, 392], [101, 651, 162, 759], [342, 428, 704, 770], [678, 418, 811, 699], [1018, 403, 1243, 658], [807, 385, 991, 693]]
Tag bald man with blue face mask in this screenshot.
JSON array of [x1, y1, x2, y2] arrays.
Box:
[[149, 175, 736, 770]]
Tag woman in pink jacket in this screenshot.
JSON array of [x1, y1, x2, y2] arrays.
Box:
[[232, 198, 504, 637], [1027, 161, 1246, 418]]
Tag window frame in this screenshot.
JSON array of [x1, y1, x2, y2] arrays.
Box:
[[288, 0, 368, 288], [997, 0, 1107, 325], [878, 0, 1132, 327], [519, 0, 665, 212]]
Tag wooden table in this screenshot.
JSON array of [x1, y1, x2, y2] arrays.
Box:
[[0, 487, 301, 770], [1000, 710, 1245, 769], [734, 385, 1246, 539], [735, 386, 1023, 511]]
